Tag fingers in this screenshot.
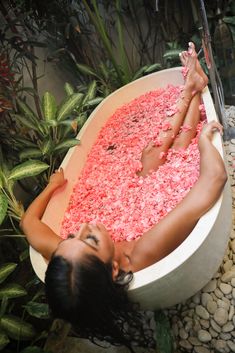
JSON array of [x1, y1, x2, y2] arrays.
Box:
[[200, 121, 223, 143], [205, 121, 223, 134], [54, 167, 64, 174]]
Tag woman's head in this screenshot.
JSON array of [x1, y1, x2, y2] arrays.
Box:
[[55, 223, 118, 270], [45, 252, 154, 351]]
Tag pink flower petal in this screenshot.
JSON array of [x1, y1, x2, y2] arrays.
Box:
[[60, 85, 204, 242]]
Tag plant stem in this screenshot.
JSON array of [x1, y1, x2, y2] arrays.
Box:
[[30, 46, 43, 120]]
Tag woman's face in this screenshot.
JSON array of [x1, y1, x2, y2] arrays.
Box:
[[55, 223, 114, 264]]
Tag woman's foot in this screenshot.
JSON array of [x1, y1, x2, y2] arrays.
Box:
[[179, 42, 208, 86], [188, 42, 208, 86], [184, 52, 205, 94]]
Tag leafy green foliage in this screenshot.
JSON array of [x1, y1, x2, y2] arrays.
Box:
[[0, 264, 18, 284], [154, 310, 174, 353], [0, 265, 28, 350], [0, 284, 27, 299], [0, 193, 8, 226], [0, 261, 50, 351], [10, 82, 102, 189], [0, 332, 9, 350], [23, 302, 49, 320], [9, 161, 50, 181], [0, 315, 36, 341]]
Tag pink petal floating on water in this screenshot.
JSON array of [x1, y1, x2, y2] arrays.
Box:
[[60, 85, 204, 242]]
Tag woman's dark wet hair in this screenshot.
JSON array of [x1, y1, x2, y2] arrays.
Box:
[[45, 254, 155, 352]]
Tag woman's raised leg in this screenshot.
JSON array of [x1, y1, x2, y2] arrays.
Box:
[[172, 42, 208, 150], [139, 47, 206, 176]]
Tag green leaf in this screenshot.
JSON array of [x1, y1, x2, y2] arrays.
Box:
[[0, 297, 8, 317], [23, 302, 49, 319], [19, 248, 29, 262], [0, 263, 17, 284], [0, 331, 9, 351], [0, 315, 36, 340], [163, 49, 182, 61], [9, 161, 49, 181], [0, 284, 27, 299], [16, 99, 38, 124], [54, 139, 80, 152], [83, 80, 97, 104], [75, 115, 87, 128], [11, 114, 40, 132], [0, 164, 14, 192], [224, 16, 235, 26], [99, 62, 110, 80], [0, 173, 3, 189], [87, 80, 97, 99], [42, 120, 58, 127], [132, 65, 148, 81], [84, 97, 103, 107], [57, 124, 74, 140], [13, 137, 37, 148], [116, 0, 131, 82], [0, 193, 8, 226], [42, 92, 57, 121], [19, 148, 42, 161], [57, 93, 84, 121], [144, 63, 162, 73], [154, 310, 173, 353], [76, 63, 98, 77], [64, 82, 75, 96], [40, 139, 54, 156]]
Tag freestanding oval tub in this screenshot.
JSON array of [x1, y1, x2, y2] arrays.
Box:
[[30, 67, 232, 309]]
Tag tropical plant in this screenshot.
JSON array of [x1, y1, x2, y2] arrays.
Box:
[[0, 157, 50, 226], [8, 81, 102, 186], [0, 262, 50, 352]]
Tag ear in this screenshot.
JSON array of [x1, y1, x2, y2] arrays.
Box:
[[112, 260, 120, 280]]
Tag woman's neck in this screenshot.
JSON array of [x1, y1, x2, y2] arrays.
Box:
[[114, 241, 135, 272]]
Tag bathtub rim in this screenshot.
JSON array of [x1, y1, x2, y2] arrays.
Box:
[[29, 66, 225, 295]]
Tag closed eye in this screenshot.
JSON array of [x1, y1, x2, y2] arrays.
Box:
[[86, 234, 99, 245]]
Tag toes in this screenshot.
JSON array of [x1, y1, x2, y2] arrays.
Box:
[[188, 41, 196, 55], [179, 52, 184, 65], [179, 51, 188, 66], [182, 51, 188, 63]]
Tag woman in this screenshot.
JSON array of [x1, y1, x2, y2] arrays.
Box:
[[20, 43, 227, 351]]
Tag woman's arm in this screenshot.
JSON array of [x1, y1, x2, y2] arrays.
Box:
[[130, 121, 227, 271], [20, 169, 66, 260]]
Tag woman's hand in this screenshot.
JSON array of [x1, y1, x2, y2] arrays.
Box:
[[200, 121, 223, 142], [138, 141, 166, 177], [49, 168, 67, 188]]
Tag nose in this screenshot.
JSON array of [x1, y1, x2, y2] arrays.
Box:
[[75, 223, 89, 237]]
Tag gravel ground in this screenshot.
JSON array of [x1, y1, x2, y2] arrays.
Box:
[[164, 106, 235, 353]]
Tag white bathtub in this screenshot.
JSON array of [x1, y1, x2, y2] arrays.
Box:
[[30, 67, 232, 309]]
